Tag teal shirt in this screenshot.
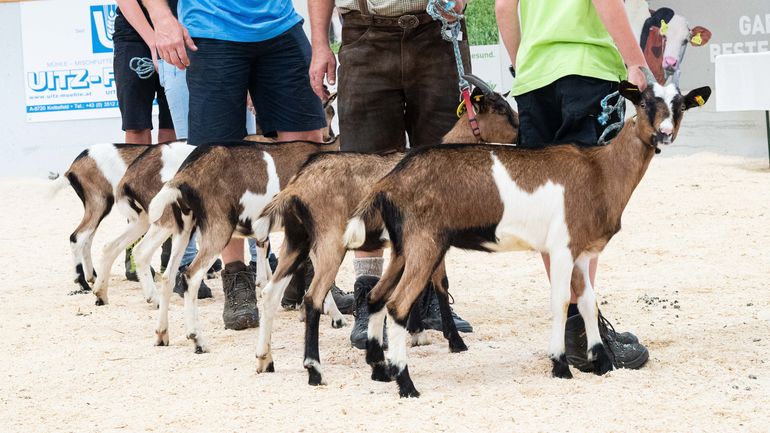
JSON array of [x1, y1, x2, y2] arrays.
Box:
[[512, 0, 627, 96]]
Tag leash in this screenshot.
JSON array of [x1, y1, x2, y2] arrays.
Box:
[[129, 57, 155, 79], [426, 0, 482, 140], [597, 91, 625, 145]]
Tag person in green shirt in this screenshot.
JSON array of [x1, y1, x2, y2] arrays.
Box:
[[496, 0, 649, 370]]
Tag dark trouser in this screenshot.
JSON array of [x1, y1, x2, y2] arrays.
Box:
[[113, 40, 173, 131], [515, 75, 620, 149], [185, 23, 326, 145], [338, 12, 471, 151]]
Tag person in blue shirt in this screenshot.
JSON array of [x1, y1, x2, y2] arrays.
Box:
[[144, 0, 328, 330]]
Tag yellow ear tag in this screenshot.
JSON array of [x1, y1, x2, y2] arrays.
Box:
[[456, 101, 467, 118], [691, 32, 703, 46], [695, 95, 705, 106], [660, 19, 669, 35]]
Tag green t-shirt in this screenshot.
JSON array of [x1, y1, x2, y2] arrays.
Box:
[[511, 0, 628, 96]]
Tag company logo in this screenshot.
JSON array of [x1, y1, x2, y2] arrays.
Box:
[[90, 4, 116, 53]]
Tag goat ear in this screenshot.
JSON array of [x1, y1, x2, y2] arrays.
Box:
[[471, 86, 484, 99], [325, 92, 338, 106], [618, 81, 642, 105], [502, 91, 510, 98], [683, 86, 711, 109]]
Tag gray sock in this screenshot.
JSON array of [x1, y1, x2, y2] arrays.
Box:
[[353, 257, 384, 279]]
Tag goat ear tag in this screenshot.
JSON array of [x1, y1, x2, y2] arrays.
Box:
[[694, 95, 705, 106], [456, 101, 467, 118], [691, 32, 703, 46], [660, 20, 669, 35]]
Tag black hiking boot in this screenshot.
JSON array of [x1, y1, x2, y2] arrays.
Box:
[[173, 265, 213, 299], [206, 259, 222, 279], [330, 283, 354, 315], [565, 313, 649, 372], [351, 275, 386, 350], [221, 261, 259, 330], [160, 238, 172, 274], [421, 284, 473, 333], [280, 258, 311, 310]]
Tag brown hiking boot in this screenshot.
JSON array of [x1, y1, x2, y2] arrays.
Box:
[[222, 261, 259, 330]]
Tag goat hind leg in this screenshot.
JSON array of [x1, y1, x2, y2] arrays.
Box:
[[155, 228, 192, 347], [431, 261, 467, 353], [366, 253, 405, 383], [548, 248, 574, 379], [92, 219, 149, 305], [133, 224, 173, 307]]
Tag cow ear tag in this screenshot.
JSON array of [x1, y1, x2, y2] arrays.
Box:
[[691, 32, 703, 46], [660, 19, 669, 35]]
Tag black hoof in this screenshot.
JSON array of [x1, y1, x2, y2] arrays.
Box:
[[366, 339, 386, 366], [95, 298, 105, 306], [195, 345, 204, 354], [331, 318, 345, 329], [307, 366, 324, 386], [395, 366, 420, 398], [371, 362, 393, 382], [551, 354, 573, 379], [449, 336, 468, 353], [590, 343, 613, 376], [265, 362, 275, 373], [156, 341, 167, 347]]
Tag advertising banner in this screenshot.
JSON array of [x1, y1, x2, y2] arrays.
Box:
[[21, 0, 121, 122]]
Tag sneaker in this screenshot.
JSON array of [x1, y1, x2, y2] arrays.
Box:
[[350, 275, 382, 350], [221, 261, 259, 330], [420, 283, 473, 333], [173, 265, 213, 299], [330, 283, 354, 315], [565, 313, 649, 372], [206, 259, 222, 279]]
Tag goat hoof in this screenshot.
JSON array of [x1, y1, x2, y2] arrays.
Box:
[[94, 297, 106, 306], [551, 354, 573, 379], [449, 337, 468, 353], [331, 317, 347, 329], [256, 353, 274, 373], [589, 343, 613, 376], [370, 362, 393, 382], [155, 329, 169, 346], [306, 367, 325, 386], [395, 366, 420, 398]]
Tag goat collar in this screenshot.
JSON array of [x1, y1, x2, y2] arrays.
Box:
[[460, 88, 484, 142]]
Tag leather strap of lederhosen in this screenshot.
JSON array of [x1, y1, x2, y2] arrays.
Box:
[[356, 0, 371, 16]]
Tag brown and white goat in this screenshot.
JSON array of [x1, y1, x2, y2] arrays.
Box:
[[252, 76, 519, 385], [344, 69, 711, 397], [134, 138, 340, 353], [49, 143, 152, 294]]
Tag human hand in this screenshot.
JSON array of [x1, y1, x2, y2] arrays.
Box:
[[309, 45, 336, 101], [441, 0, 466, 22], [154, 14, 197, 70], [627, 64, 649, 92]]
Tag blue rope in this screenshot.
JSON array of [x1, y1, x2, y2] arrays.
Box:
[[426, 0, 468, 92], [597, 91, 625, 145], [129, 57, 155, 80]]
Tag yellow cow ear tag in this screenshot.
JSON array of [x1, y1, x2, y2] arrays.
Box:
[[695, 95, 705, 106], [660, 19, 669, 35], [691, 32, 703, 46]]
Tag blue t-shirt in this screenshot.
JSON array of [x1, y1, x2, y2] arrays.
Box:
[[180, 0, 302, 43]]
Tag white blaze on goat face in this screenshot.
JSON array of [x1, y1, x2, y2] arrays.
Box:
[[160, 141, 194, 183], [238, 152, 281, 225], [88, 143, 128, 189], [484, 154, 570, 253], [652, 83, 679, 135]]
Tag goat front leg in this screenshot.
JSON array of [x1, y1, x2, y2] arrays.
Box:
[[92, 218, 149, 305], [574, 256, 613, 375], [253, 243, 272, 290], [548, 248, 574, 379]]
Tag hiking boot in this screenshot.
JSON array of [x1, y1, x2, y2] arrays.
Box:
[[421, 284, 473, 333], [173, 265, 213, 299], [206, 259, 222, 279], [565, 313, 649, 372], [331, 283, 354, 315], [280, 259, 310, 310], [351, 275, 383, 350], [221, 261, 259, 330], [160, 238, 172, 274], [125, 245, 154, 281]]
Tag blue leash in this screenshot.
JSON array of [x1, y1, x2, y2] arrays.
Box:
[[597, 91, 625, 145], [426, 0, 468, 92], [129, 57, 155, 80]]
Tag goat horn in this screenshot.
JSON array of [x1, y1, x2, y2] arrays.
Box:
[[463, 74, 494, 97], [639, 66, 657, 87]]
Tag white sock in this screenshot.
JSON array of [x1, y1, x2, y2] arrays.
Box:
[[353, 257, 384, 279]]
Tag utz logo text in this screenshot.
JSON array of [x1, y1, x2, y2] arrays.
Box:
[[90, 4, 116, 53]]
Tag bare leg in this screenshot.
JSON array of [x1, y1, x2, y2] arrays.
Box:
[[124, 129, 151, 144], [276, 129, 323, 142], [222, 238, 244, 265], [157, 128, 176, 143]]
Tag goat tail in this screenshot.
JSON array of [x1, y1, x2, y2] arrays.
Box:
[[47, 173, 71, 200], [344, 190, 386, 250], [148, 184, 181, 224], [254, 191, 293, 243]]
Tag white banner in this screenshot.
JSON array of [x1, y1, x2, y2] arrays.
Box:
[[21, 0, 122, 122]]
